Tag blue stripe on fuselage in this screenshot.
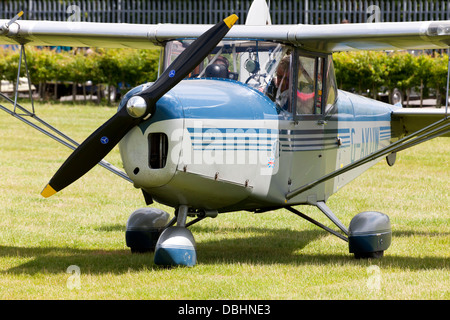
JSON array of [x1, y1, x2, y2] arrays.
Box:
[[122, 78, 279, 134], [118, 80, 396, 126], [117, 81, 395, 152]]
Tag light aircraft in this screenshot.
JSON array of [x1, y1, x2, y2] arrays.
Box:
[[0, 0, 449, 266]]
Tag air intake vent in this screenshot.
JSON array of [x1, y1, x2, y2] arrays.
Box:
[[148, 133, 168, 169]]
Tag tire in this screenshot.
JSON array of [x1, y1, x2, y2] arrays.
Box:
[[354, 251, 384, 259], [390, 88, 403, 106]]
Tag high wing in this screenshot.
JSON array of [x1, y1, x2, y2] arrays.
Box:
[[286, 21, 450, 52], [0, 20, 161, 49], [392, 108, 450, 138], [1, 16, 449, 146], [1, 19, 450, 52]]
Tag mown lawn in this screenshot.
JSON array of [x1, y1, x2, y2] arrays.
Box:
[[0, 101, 448, 300]]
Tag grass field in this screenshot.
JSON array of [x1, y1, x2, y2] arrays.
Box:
[[0, 101, 448, 300]]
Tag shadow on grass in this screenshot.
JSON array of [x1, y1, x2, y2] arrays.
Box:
[[1, 226, 448, 275]]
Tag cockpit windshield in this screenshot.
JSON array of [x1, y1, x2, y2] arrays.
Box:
[[163, 40, 293, 105], [163, 39, 337, 117]]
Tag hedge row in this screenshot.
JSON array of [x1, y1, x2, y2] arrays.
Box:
[[0, 46, 160, 104], [0, 47, 448, 106], [333, 50, 449, 106]]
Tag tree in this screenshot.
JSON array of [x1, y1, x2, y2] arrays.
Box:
[[429, 53, 449, 108], [0, 48, 7, 92], [26, 47, 61, 100], [334, 51, 388, 100], [117, 48, 160, 96], [414, 54, 434, 107], [333, 51, 360, 93], [65, 49, 95, 103], [2, 49, 22, 97], [93, 48, 123, 105]]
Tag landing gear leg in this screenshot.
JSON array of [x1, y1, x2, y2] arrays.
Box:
[[288, 202, 391, 259]]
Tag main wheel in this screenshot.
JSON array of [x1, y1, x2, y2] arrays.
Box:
[[125, 208, 170, 253], [390, 88, 403, 106]]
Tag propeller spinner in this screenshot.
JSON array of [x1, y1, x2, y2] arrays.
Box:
[[41, 14, 239, 198]]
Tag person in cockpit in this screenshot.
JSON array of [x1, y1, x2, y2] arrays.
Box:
[[205, 56, 230, 79], [274, 56, 291, 111]]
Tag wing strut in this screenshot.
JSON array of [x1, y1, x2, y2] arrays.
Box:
[[286, 206, 348, 242], [0, 94, 132, 183], [286, 116, 449, 200], [9, 44, 36, 116], [0, 46, 132, 184]]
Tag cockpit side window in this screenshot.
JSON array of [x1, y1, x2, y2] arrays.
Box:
[[296, 55, 316, 115], [325, 57, 338, 113], [272, 53, 292, 113], [294, 51, 337, 119]]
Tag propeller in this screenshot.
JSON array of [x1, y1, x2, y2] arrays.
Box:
[[41, 14, 238, 198]]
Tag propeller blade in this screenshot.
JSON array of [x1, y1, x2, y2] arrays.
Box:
[[0, 11, 24, 34], [7, 11, 24, 27], [41, 107, 138, 198], [41, 14, 238, 198], [136, 14, 239, 107]]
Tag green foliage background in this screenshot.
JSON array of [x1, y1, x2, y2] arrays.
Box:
[[0, 46, 448, 106], [333, 50, 449, 106], [0, 46, 160, 104]]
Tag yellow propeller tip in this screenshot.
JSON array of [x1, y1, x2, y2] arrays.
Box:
[[224, 14, 239, 28], [41, 184, 57, 198], [18, 11, 24, 17]]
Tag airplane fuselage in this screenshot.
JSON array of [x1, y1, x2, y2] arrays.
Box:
[[118, 78, 399, 213]]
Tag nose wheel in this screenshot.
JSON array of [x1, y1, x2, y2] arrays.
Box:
[[125, 205, 200, 267], [154, 205, 197, 267], [154, 226, 197, 267]]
